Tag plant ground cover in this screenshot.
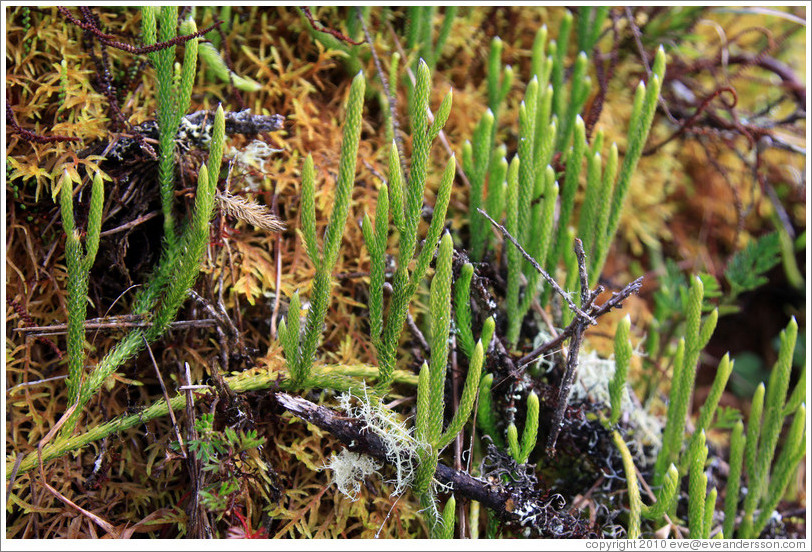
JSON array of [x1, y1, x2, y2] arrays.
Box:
[[4, 5, 807, 540]]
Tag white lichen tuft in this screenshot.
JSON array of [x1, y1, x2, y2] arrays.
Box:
[[325, 449, 381, 501], [335, 384, 429, 497], [530, 326, 558, 375], [572, 348, 663, 462], [227, 140, 284, 191]]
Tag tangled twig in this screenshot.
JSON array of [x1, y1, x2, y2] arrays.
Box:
[[478, 209, 596, 324], [300, 7, 364, 46], [6, 102, 80, 144], [643, 86, 739, 156], [58, 7, 221, 55], [518, 277, 643, 369], [545, 239, 594, 455]]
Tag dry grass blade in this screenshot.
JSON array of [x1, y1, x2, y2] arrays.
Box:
[[118, 509, 177, 539], [143, 336, 186, 458], [7, 375, 68, 395], [6, 454, 25, 507], [15, 317, 219, 337], [36, 403, 120, 538], [217, 190, 285, 232]]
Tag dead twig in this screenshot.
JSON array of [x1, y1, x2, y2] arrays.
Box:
[[6, 454, 25, 507], [517, 276, 643, 369], [7, 375, 68, 395], [58, 6, 221, 55], [546, 239, 595, 455], [265, 178, 284, 341], [300, 6, 363, 45], [274, 391, 588, 535], [7, 296, 64, 359], [643, 86, 738, 156], [6, 100, 80, 144], [478, 209, 595, 323], [98, 211, 159, 236], [182, 362, 211, 538], [15, 317, 219, 337], [357, 8, 408, 177]]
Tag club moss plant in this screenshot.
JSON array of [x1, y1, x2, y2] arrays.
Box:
[[57, 7, 225, 436], [608, 284, 805, 539]]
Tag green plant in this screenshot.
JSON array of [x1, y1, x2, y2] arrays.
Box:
[[413, 233, 485, 537], [476, 371, 538, 465], [476, 373, 504, 449], [737, 318, 805, 538], [506, 391, 539, 464], [279, 71, 365, 389], [59, 8, 224, 435], [644, 230, 789, 378], [181, 413, 266, 519], [131, 9, 224, 316], [652, 276, 718, 484], [141, 6, 192, 250], [725, 231, 784, 304], [361, 59, 454, 395], [576, 6, 610, 53], [403, 6, 457, 72], [324, 235, 490, 538], [608, 313, 679, 537], [469, 22, 665, 343], [609, 315, 632, 426], [634, 6, 707, 48], [464, 35, 513, 261], [439, 495, 456, 539], [9, 364, 419, 479], [609, 280, 805, 538], [279, 59, 484, 536], [197, 41, 262, 92], [9, 8, 805, 540], [590, 46, 665, 282], [453, 262, 496, 361], [59, 170, 104, 412], [612, 431, 680, 539]]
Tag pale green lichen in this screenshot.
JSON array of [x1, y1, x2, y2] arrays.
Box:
[[572, 348, 663, 462], [336, 385, 429, 498], [325, 450, 382, 501]]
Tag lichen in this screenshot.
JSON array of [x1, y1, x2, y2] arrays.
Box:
[[336, 384, 429, 498], [324, 449, 381, 501], [573, 348, 663, 463]]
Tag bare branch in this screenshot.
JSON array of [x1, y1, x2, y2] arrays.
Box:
[[518, 276, 643, 368], [274, 392, 590, 536], [546, 239, 593, 455], [478, 209, 595, 324], [357, 9, 407, 177]]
